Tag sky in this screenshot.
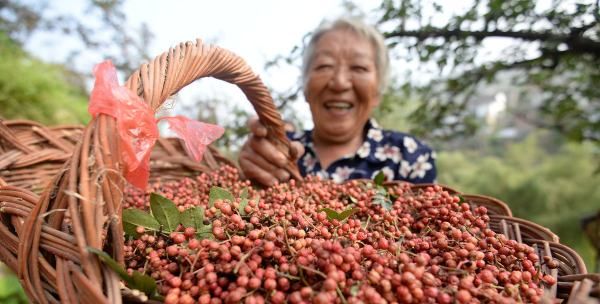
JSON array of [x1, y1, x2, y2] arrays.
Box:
[[120, 0, 379, 124], [25, 0, 384, 128], [23, 0, 508, 130]]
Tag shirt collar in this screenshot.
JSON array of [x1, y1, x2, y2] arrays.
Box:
[[295, 119, 385, 163]]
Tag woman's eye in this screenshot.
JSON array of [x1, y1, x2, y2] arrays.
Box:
[[351, 65, 368, 72], [315, 64, 332, 71]]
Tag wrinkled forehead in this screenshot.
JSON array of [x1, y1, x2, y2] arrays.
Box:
[[315, 27, 373, 48], [311, 29, 376, 60]]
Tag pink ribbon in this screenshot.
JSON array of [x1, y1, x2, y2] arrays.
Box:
[[88, 60, 224, 189]]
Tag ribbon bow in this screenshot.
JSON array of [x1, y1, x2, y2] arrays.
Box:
[[88, 60, 224, 189]]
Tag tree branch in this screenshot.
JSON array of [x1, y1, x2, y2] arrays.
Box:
[[443, 50, 565, 87], [385, 28, 600, 55]]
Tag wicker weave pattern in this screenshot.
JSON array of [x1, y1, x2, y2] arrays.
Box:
[[385, 181, 590, 300], [462, 194, 513, 217], [0, 39, 299, 303], [0, 120, 82, 193], [0, 39, 594, 303], [566, 275, 600, 303]]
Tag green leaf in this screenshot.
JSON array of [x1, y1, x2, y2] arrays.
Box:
[[319, 207, 359, 221], [88, 247, 159, 299], [238, 188, 250, 215], [150, 193, 180, 232], [372, 186, 393, 211], [339, 207, 360, 220], [373, 171, 385, 186], [122, 209, 160, 237], [372, 196, 393, 211], [196, 224, 214, 240], [350, 283, 361, 297], [0, 274, 25, 299], [132, 271, 157, 297], [238, 198, 249, 216], [180, 206, 205, 230], [361, 215, 371, 229], [209, 187, 234, 208], [457, 194, 466, 203], [87, 247, 134, 286]]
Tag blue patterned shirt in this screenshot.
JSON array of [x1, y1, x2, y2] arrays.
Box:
[[287, 119, 436, 184]]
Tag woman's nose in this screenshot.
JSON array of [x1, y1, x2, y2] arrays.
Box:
[[328, 67, 351, 91]]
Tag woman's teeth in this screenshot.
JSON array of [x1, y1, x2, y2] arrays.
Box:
[[325, 102, 352, 109]]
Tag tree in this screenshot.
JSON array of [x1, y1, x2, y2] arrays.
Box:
[[0, 0, 152, 76], [0, 0, 152, 123], [0, 32, 89, 124], [266, 0, 598, 147], [376, 0, 599, 143]]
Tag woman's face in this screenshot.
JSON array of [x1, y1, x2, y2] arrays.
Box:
[[305, 28, 380, 145]]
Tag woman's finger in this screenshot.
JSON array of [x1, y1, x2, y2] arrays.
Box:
[[247, 116, 268, 137], [249, 135, 288, 168], [239, 141, 290, 186], [290, 141, 305, 161], [239, 155, 277, 186]]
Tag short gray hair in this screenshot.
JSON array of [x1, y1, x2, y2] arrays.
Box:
[[301, 16, 390, 95]]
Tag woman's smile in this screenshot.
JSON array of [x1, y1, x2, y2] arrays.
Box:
[[323, 100, 354, 116]]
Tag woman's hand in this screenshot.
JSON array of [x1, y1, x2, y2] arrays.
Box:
[[239, 117, 304, 186]]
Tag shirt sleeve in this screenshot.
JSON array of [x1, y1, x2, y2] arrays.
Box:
[[406, 143, 437, 184], [393, 133, 437, 184]]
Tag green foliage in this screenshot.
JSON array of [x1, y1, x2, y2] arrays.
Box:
[[373, 171, 386, 186], [371, 185, 393, 211], [238, 187, 250, 216], [208, 186, 235, 208], [88, 247, 162, 301], [181, 207, 205, 231], [0, 32, 89, 124], [0, 267, 27, 304], [122, 209, 160, 237], [436, 132, 600, 270], [1, 0, 152, 77], [319, 207, 359, 221], [378, 0, 600, 144], [123, 193, 214, 240], [372, 85, 428, 138], [149, 193, 180, 233]]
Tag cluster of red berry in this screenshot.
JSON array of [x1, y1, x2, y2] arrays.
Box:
[[123, 166, 557, 304]]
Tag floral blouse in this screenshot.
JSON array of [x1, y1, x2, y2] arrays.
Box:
[[287, 119, 437, 184]]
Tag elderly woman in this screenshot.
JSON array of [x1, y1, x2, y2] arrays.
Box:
[[239, 17, 436, 186]]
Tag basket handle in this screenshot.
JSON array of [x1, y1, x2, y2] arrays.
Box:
[[16, 39, 300, 304], [125, 39, 301, 179]]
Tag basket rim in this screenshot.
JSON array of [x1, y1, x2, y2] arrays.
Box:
[[461, 193, 513, 216]]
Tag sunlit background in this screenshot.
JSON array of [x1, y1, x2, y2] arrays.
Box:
[[1, 0, 599, 301]]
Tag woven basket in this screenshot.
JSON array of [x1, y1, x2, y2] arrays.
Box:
[[489, 214, 560, 243], [381, 181, 591, 301], [405, 186, 512, 216], [0, 120, 83, 193], [0, 39, 595, 303], [0, 120, 236, 193], [0, 39, 299, 303], [565, 274, 600, 303], [407, 182, 461, 195], [462, 194, 513, 217]]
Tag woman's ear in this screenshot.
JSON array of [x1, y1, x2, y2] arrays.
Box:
[[372, 94, 381, 108]]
